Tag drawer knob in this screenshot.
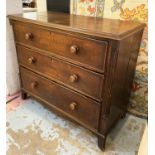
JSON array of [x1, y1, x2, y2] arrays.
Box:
[[31, 81, 38, 89], [28, 57, 36, 64], [69, 74, 78, 83], [69, 102, 77, 110], [25, 33, 33, 40], [70, 45, 79, 54]]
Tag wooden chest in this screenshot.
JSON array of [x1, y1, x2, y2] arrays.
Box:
[[8, 12, 145, 151]]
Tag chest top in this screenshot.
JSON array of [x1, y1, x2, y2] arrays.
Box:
[[8, 11, 145, 40]]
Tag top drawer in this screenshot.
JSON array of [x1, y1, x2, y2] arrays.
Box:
[[13, 22, 108, 72]]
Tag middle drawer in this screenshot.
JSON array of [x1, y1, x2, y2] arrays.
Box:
[[17, 45, 104, 101]]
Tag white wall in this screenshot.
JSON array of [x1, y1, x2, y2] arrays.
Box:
[[6, 0, 23, 95]]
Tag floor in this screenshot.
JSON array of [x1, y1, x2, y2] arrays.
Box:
[[6, 94, 147, 155]]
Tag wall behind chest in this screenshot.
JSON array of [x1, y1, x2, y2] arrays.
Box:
[[6, 0, 23, 95]]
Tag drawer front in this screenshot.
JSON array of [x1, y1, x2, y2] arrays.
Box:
[[14, 23, 108, 72], [20, 67, 100, 129], [17, 45, 104, 100]]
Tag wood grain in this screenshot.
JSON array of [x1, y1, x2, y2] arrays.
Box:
[[8, 12, 145, 151], [17, 45, 104, 101], [20, 67, 100, 129], [8, 11, 145, 40], [13, 22, 108, 72]]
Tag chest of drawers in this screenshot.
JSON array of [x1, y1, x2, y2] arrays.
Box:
[[8, 12, 145, 151]]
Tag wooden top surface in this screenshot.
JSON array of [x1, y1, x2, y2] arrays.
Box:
[[8, 11, 145, 40]]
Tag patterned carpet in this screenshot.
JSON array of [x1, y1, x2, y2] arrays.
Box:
[[6, 97, 147, 155], [128, 71, 148, 119]]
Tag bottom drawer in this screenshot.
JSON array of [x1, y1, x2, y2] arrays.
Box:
[[20, 67, 100, 129]]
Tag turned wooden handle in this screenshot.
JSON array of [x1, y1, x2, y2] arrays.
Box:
[[69, 102, 77, 110], [70, 45, 79, 54], [28, 57, 36, 64], [31, 81, 38, 89], [69, 74, 78, 83], [25, 33, 33, 40]]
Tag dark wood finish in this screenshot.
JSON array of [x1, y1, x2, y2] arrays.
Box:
[[13, 22, 108, 72], [8, 11, 145, 151], [8, 12, 145, 40], [16, 45, 104, 101], [98, 136, 106, 151], [21, 90, 28, 99], [20, 67, 100, 129]]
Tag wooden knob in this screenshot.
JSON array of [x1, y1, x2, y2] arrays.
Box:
[[70, 45, 79, 54], [25, 33, 33, 40], [69, 74, 78, 83], [69, 102, 77, 110], [28, 57, 36, 64], [31, 81, 38, 89]]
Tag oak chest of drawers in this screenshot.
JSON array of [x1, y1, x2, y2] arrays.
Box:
[[8, 12, 145, 151]]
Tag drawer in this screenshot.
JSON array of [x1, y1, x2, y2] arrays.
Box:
[[20, 67, 100, 129], [14, 23, 108, 72], [17, 45, 104, 101]]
